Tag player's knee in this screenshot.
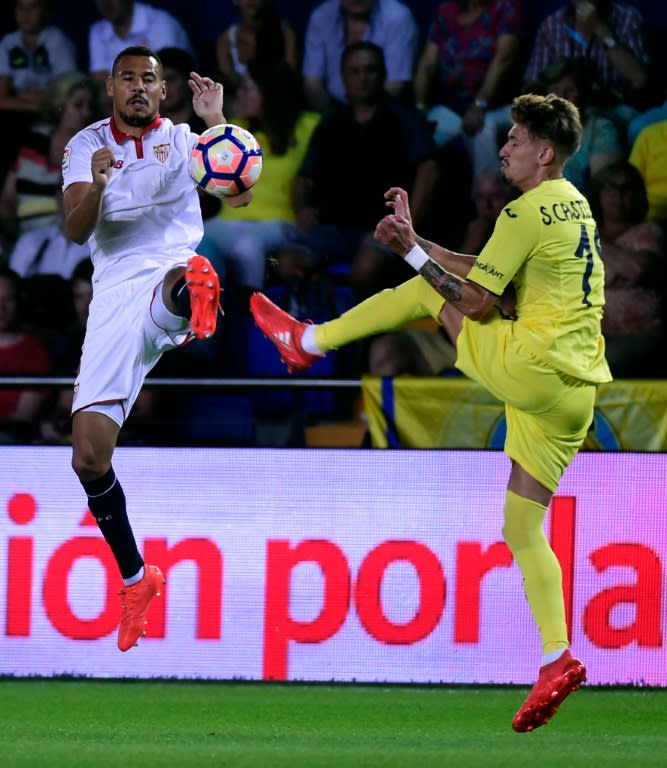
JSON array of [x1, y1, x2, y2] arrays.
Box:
[[71, 444, 109, 483]]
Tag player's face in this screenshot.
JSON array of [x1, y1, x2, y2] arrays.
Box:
[[109, 55, 166, 127], [499, 123, 549, 191]]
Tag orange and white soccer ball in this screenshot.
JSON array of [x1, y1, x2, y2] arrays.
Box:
[[190, 123, 263, 198]]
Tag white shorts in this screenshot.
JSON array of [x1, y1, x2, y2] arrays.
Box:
[[72, 265, 190, 424]]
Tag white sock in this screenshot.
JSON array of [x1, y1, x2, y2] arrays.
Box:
[[300, 324, 323, 355], [542, 648, 567, 666], [123, 566, 145, 587]]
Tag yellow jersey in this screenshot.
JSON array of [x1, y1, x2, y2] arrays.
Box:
[[469, 178, 612, 384]]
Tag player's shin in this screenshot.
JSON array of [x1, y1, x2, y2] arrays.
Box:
[[316, 275, 445, 351]]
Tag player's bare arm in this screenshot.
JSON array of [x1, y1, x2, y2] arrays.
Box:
[[63, 147, 115, 244], [188, 72, 226, 128], [375, 187, 500, 321]]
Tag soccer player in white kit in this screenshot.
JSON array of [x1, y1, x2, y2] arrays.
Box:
[[62, 46, 252, 652]]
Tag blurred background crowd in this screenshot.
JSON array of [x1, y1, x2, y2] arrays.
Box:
[[0, 0, 665, 447]]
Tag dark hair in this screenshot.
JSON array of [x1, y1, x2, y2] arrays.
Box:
[[246, 58, 304, 156], [157, 47, 196, 79], [250, 0, 290, 65], [589, 159, 649, 223], [71, 258, 94, 283], [111, 46, 162, 77], [340, 41, 387, 80], [532, 56, 599, 109], [510, 92, 583, 162]]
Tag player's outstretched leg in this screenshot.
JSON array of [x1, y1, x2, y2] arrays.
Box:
[[512, 650, 586, 732], [117, 564, 166, 652], [250, 291, 321, 373], [186, 254, 223, 340]]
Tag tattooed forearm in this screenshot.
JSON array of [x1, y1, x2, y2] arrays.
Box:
[[419, 259, 464, 303], [416, 236, 434, 253]]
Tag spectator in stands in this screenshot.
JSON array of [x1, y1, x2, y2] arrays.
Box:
[[0, 69, 97, 244], [627, 83, 667, 147], [8, 183, 90, 279], [88, 0, 194, 103], [157, 45, 206, 133], [413, 0, 525, 183], [523, 0, 650, 121], [0, 0, 78, 114], [589, 159, 665, 376], [367, 171, 516, 376], [0, 0, 78, 182], [203, 58, 319, 308], [0, 265, 52, 443], [302, 0, 419, 113], [529, 55, 625, 194], [629, 118, 667, 224], [215, 0, 299, 103], [282, 41, 438, 303]]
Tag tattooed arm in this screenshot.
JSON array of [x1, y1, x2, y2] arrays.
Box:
[[375, 189, 516, 321]]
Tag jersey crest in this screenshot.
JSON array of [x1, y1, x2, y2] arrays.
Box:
[[153, 143, 171, 163]]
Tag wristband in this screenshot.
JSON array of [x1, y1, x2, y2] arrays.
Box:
[[404, 244, 430, 271]]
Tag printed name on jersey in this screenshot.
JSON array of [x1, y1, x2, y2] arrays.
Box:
[[540, 198, 592, 225], [153, 143, 171, 163], [472, 261, 504, 280]]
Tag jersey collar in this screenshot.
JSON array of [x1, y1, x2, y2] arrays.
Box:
[[110, 114, 163, 144]]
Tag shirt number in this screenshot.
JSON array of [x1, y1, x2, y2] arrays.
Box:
[[574, 224, 600, 307]]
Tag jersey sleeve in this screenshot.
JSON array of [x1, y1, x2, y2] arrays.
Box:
[[61, 131, 96, 189], [467, 198, 540, 295]]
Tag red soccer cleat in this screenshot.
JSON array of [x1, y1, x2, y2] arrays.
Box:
[[117, 564, 165, 652], [185, 254, 223, 340], [249, 291, 321, 373], [512, 650, 587, 732]]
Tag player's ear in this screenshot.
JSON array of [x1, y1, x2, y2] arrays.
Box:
[[538, 143, 555, 166], [160, 79, 167, 100]]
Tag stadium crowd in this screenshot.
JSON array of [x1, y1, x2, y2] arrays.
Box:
[[0, 0, 665, 446]]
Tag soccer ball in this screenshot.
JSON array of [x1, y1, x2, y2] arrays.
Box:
[[190, 123, 263, 198]]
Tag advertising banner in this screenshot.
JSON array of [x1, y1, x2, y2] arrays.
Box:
[[1, 447, 665, 685]]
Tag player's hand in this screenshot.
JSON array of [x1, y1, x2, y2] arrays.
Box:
[[224, 188, 253, 208], [189, 72, 224, 120], [384, 187, 413, 226], [91, 147, 115, 187], [375, 188, 416, 254]]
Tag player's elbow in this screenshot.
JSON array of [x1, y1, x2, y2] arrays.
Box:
[[463, 288, 497, 321]]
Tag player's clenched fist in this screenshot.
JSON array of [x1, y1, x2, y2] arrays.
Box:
[[91, 147, 116, 186]]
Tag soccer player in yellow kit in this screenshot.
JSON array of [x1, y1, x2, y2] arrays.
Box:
[[250, 92, 612, 732]]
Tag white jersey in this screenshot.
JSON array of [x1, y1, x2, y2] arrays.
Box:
[[62, 115, 203, 290]]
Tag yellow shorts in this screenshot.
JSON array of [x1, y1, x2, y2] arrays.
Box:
[[455, 315, 596, 492]]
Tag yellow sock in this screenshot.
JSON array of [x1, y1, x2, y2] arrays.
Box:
[[502, 490, 569, 656], [314, 276, 444, 352]]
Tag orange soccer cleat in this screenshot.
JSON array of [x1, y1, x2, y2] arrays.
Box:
[[185, 254, 223, 340], [512, 650, 587, 732], [117, 564, 165, 652], [249, 291, 321, 373]]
